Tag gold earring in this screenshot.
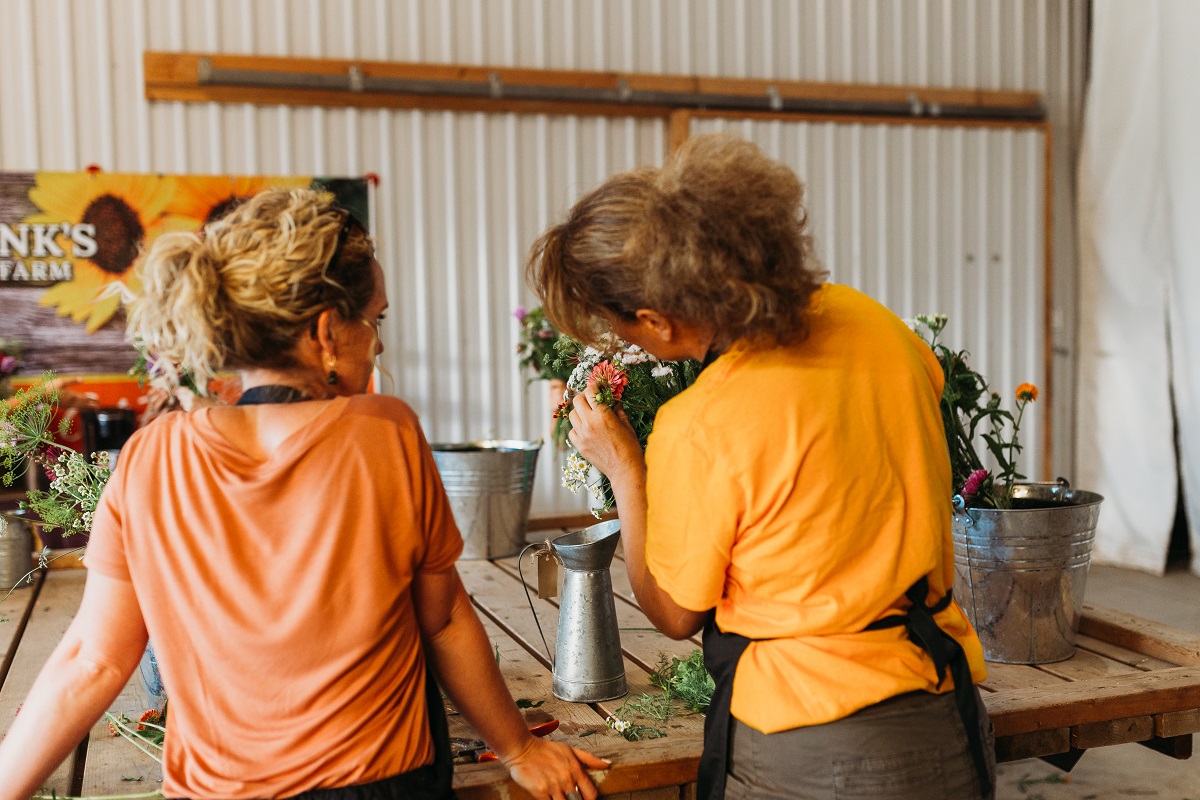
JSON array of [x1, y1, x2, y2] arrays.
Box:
[[325, 354, 338, 386]]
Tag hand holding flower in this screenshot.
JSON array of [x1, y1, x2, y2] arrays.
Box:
[[568, 380, 644, 490]]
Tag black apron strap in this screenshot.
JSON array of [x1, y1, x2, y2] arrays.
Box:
[[697, 611, 753, 800], [864, 577, 992, 799], [422, 656, 457, 798]]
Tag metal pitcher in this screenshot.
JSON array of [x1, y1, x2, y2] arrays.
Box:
[[528, 519, 627, 702]]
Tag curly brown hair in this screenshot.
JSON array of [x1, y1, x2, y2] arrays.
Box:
[[527, 132, 827, 352], [127, 188, 375, 393]]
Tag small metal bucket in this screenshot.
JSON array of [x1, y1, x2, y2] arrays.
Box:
[[0, 510, 36, 591], [952, 481, 1104, 664], [431, 440, 540, 560]]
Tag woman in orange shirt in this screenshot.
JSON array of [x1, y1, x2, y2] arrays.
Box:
[[0, 189, 606, 800], [528, 134, 995, 800]]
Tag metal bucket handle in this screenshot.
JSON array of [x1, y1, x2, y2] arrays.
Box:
[[517, 540, 560, 668], [952, 477, 1073, 527]]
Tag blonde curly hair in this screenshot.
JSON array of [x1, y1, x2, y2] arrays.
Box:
[[128, 188, 375, 393], [527, 132, 827, 352]]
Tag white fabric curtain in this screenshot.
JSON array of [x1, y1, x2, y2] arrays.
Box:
[[1077, 0, 1200, 574]]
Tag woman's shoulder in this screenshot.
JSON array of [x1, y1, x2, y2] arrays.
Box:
[[343, 393, 421, 427]]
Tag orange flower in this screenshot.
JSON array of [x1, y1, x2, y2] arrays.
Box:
[[1015, 383, 1039, 403], [137, 708, 162, 731]]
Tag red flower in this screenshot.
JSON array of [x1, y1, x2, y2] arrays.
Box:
[[961, 469, 989, 498], [589, 361, 628, 402]]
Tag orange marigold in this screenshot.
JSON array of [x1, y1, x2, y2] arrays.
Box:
[[1015, 383, 1039, 403], [137, 708, 162, 731]]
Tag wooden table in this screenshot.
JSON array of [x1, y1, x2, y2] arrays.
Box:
[[3, 542, 1200, 798]]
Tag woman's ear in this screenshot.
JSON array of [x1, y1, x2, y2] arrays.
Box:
[[315, 308, 338, 356], [635, 309, 675, 343]]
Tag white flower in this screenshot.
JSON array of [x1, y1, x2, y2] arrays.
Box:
[[914, 313, 948, 334], [567, 346, 606, 392], [650, 365, 673, 379], [562, 450, 592, 494], [619, 345, 652, 366], [606, 716, 631, 733]]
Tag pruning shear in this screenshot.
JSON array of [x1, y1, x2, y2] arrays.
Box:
[[452, 719, 560, 763]]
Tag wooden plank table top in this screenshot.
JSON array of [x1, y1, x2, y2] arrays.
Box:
[[2, 545, 1199, 798]]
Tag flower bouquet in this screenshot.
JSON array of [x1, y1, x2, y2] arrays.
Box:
[[548, 333, 701, 515], [910, 314, 1038, 510], [514, 306, 574, 384], [0, 377, 109, 569]]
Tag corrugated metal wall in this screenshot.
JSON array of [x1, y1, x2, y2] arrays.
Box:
[[0, 0, 1086, 515]]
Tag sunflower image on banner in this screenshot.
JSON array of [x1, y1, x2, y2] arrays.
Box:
[[0, 172, 369, 377]]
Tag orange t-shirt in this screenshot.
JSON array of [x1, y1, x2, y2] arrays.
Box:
[[644, 284, 987, 734], [86, 394, 463, 799]]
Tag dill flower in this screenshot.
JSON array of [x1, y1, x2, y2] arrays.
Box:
[[1015, 383, 1039, 403]]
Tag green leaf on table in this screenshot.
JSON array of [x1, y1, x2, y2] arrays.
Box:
[[515, 698, 545, 709]]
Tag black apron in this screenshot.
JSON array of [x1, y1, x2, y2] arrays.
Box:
[[697, 576, 992, 800], [237, 386, 455, 800]]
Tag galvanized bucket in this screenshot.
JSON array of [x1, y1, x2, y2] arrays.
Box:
[[0, 510, 35, 591], [952, 481, 1104, 664], [431, 440, 540, 560]]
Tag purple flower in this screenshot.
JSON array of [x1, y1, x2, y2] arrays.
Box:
[[0, 355, 16, 375], [961, 469, 989, 498], [513, 306, 528, 323]]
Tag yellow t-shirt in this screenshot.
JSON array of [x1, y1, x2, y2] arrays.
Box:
[[86, 394, 463, 799], [644, 283, 987, 734]]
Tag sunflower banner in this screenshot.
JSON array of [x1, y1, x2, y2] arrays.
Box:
[[0, 171, 369, 380]]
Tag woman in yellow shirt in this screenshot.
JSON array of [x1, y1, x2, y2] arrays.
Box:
[[528, 133, 995, 800]]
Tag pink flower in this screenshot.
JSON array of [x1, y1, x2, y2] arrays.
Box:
[[589, 361, 628, 401], [0, 355, 16, 375], [513, 306, 527, 322], [961, 469, 989, 498]]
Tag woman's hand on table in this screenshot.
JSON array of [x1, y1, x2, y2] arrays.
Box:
[[568, 381, 645, 487], [503, 735, 609, 800]]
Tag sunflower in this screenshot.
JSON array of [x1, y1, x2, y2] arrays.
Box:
[[168, 175, 311, 231], [28, 173, 186, 333]]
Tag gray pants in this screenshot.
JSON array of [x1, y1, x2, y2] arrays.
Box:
[[724, 689, 996, 800]]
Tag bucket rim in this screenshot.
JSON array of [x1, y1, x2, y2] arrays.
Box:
[[430, 438, 541, 453]]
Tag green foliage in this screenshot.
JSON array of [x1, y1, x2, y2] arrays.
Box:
[[911, 314, 1037, 510], [0, 376, 61, 489], [0, 374, 110, 540], [515, 306, 574, 383], [606, 649, 714, 741], [649, 649, 714, 714]]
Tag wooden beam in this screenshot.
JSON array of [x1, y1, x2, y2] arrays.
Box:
[[1070, 715, 1154, 749], [144, 52, 1043, 124], [994, 728, 1070, 762], [1138, 734, 1193, 760], [527, 512, 615, 533], [668, 110, 692, 156], [1080, 606, 1200, 666], [984, 666, 1200, 737]]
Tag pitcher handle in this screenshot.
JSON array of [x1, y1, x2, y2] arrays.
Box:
[[518, 541, 556, 668]]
